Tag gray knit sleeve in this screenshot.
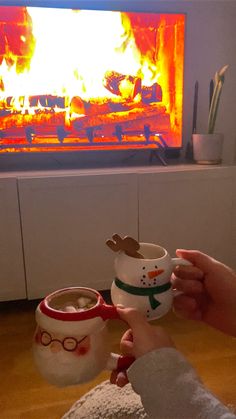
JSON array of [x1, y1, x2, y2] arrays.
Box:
[[127, 347, 236, 419]]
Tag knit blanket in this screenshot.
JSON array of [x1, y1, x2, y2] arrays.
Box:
[[61, 376, 236, 419], [61, 380, 148, 419]]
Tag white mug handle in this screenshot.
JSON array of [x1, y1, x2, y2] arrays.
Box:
[[171, 258, 192, 297], [172, 257, 192, 268]]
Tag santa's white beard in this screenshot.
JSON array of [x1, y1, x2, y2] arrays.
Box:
[[33, 336, 109, 387]]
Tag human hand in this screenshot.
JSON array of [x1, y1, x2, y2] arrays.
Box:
[[172, 249, 236, 336], [110, 307, 174, 387]]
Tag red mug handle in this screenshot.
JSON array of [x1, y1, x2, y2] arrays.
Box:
[[100, 305, 136, 378], [99, 303, 120, 321], [106, 352, 135, 372]]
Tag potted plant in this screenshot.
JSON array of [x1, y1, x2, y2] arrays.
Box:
[[192, 64, 229, 164]]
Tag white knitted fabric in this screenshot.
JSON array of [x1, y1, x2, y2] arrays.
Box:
[[61, 380, 148, 419]]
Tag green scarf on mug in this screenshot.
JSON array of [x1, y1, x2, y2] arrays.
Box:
[[114, 277, 171, 310]]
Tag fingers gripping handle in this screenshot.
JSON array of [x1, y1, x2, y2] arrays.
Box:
[[172, 258, 192, 268], [101, 307, 135, 373], [99, 304, 120, 321], [172, 258, 192, 297], [106, 352, 135, 372]]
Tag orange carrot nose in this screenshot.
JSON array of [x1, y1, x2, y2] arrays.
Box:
[[148, 269, 164, 279]]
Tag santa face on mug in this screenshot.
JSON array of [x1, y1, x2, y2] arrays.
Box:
[[33, 325, 108, 386]]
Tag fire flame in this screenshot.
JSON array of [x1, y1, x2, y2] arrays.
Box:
[[0, 7, 185, 150], [1, 9, 147, 99]]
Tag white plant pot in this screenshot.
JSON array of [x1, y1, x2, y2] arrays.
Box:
[[192, 133, 224, 164]]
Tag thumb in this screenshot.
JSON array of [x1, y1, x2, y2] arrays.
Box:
[[117, 307, 175, 358], [117, 307, 151, 357], [117, 307, 151, 339]]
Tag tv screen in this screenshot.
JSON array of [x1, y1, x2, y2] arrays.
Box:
[[0, 5, 185, 156]]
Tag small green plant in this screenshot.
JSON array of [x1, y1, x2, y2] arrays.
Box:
[[207, 64, 229, 134]]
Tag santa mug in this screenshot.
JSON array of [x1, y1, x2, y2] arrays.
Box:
[[110, 242, 191, 321], [33, 287, 134, 387]]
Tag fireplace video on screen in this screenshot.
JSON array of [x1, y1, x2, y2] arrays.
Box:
[[0, 7, 185, 153]]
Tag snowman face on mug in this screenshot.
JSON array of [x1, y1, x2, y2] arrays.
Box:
[[115, 243, 172, 287], [116, 259, 166, 287]]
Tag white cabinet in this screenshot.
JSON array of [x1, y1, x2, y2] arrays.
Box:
[[0, 178, 26, 301], [18, 173, 138, 298], [139, 166, 236, 269], [0, 165, 236, 301]]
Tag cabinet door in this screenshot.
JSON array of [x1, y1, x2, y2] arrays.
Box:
[[18, 173, 138, 298], [0, 178, 26, 301], [139, 167, 235, 267]]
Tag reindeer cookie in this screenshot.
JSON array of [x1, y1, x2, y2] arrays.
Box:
[[107, 235, 190, 321], [106, 234, 143, 259]]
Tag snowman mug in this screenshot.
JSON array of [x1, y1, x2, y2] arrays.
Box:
[[33, 287, 134, 387], [111, 242, 191, 321]]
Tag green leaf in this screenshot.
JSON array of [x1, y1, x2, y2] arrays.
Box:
[[207, 64, 229, 134]]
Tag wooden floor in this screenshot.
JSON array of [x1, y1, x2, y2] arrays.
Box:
[[1, 298, 236, 419]]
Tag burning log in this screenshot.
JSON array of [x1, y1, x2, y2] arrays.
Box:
[[70, 90, 164, 119], [0, 83, 162, 120], [141, 83, 162, 103], [29, 95, 70, 108], [71, 104, 170, 143], [72, 103, 168, 131], [103, 70, 162, 103], [0, 95, 70, 111], [0, 93, 170, 146], [0, 110, 66, 132], [70, 96, 138, 117], [0, 94, 134, 117], [103, 70, 142, 99], [70, 96, 114, 116], [0, 96, 20, 109]]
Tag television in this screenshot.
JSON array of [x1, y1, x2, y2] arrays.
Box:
[[0, 2, 185, 166]]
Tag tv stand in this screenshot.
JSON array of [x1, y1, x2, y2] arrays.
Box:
[[149, 149, 167, 166], [121, 147, 167, 167]]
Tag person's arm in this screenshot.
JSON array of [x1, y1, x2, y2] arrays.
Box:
[[127, 347, 236, 419], [111, 307, 236, 419]]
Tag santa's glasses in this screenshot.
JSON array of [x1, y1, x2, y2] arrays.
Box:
[[37, 329, 87, 352]]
